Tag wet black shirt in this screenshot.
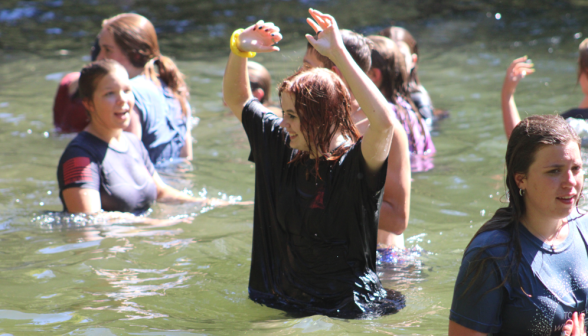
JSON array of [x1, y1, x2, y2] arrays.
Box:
[[57, 131, 157, 214], [241, 99, 404, 318], [561, 108, 588, 120]]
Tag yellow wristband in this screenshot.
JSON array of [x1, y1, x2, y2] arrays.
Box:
[[230, 29, 256, 58]]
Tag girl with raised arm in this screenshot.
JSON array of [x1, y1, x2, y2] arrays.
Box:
[[222, 9, 404, 317]]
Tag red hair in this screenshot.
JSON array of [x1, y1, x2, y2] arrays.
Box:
[[278, 68, 360, 178]]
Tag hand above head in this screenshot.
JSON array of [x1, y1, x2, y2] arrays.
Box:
[[304, 8, 344, 61], [235, 20, 282, 54], [503, 56, 535, 94]]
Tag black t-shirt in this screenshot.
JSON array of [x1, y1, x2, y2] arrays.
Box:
[[561, 108, 588, 120], [57, 131, 157, 214], [241, 99, 404, 318], [450, 213, 588, 335]]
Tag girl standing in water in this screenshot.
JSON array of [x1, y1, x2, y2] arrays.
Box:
[[58, 60, 219, 215], [223, 9, 404, 317], [449, 115, 588, 335], [97, 13, 193, 164]]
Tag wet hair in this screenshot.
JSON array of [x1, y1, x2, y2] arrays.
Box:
[[248, 61, 271, 105], [578, 38, 588, 82], [79, 59, 124, 100], [306, 29, 373, 73], [78, 59, 126, 120], [90, 37, 100, 62], [379, 26, 420, 86], [368, 35, 427, 152], [278, 68, 361, 178], [461, 114, 581, 297], [102, 13, 189, 117]]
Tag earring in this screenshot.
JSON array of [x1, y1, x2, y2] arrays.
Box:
[[519, 189, 525, 196]]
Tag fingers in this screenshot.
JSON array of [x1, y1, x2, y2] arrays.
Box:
[[306, 17, 322, 33], [579, 313, 586, 336]]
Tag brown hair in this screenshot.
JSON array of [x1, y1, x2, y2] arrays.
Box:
[[78, 59, 126, 119], [102, 13, 189, 117], [578, 38, 588, 82], [306, 29, 373, 73], [248, 61, 271, 105], [461, 114, 581, 297], [379, 26, 419, 86], [278, 68, 360, 178], [368, 35, 427, 152]]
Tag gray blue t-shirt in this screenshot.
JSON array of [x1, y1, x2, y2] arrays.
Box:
[[450, 213, 588, 335], [57, 131, 157, 214]]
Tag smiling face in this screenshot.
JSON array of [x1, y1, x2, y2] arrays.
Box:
[[279, 92, 309, 152], [516, 141, 584, 223], [84, 67, 134, 131]]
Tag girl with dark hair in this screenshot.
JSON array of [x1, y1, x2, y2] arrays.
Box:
[[222, 9, 404, 317], [367, 35, 435, 170], [97, 13, 193, 165], [502, 39, 588, 140], [449, 115, 588, 335], [380, 26, 440, 126], [57, 60, 224, 215]]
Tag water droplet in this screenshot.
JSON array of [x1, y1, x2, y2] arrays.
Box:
[[489, 194, 493, 198], [47, 190, 52, 195], [27, 129, 32, 134], [575, 32, 583, 39], [439, 232, 443, 235], [39, 202, 44, 206], [43, 131, 49, 138], [15, 199, 20, 203], [427, 240, 431, 244], [470, 225, 473, 228], [495, 13, 501, 20], [480, 209, 486, 216]]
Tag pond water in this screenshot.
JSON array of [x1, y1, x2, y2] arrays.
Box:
[[1, 0, 588, 335]]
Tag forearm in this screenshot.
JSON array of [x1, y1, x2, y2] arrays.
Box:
[[157, 184, 201, 204], [501, 85, 521, 140], [378, 201, 408, 235], [222, 52, 252, 121], [330, 50, 392, 133]]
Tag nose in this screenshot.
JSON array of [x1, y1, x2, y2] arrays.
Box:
[[279, 118, 288, 129], [96, 49, 105, 61], [563, 169, 578, 188]]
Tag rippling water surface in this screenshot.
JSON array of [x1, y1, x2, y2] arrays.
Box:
[[1, 0, 588, 334]]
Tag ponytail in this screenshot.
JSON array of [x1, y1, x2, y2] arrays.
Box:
[[145, 55, 190, 117]]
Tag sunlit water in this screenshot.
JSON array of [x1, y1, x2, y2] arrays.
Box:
[[1, 1, 588, 334]]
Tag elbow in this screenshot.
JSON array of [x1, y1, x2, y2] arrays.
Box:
[[379, 200, 409, 235]]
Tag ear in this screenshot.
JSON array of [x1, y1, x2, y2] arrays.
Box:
[[367, 68, 382, 87], [412, 53, 418, 66], [514, 172, 527, 191], [331, 66, 341, 77], [82, 98, 95, 115], [252, 88, 265, 102]]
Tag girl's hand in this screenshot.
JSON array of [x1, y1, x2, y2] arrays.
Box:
[[562, 312, 586, 336], [304, 8, 344, 61], [237, 21, 282, 53], [503, 56, 535, 93]]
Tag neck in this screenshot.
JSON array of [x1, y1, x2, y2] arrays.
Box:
[[127, 66, 145, 79], [520, 212, 568, 244], [85, 122, 123, 145], [308, 133, 347, 160], [580, 95, 588, 109]]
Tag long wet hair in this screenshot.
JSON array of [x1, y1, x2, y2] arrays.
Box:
[[278, 68, 360, 178], [379, 26, 420, 87], [102, 13, 189, 117], [368, 35, 427, 152], [78, 60, 128, 121], [461, 115, 581, 296], [578, 38, 588, 83]]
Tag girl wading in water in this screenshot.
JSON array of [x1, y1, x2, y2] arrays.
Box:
[[449, 115, 588, 336], [223, 9, 405, 317]]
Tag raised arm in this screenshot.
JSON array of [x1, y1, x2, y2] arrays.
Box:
[[501, 56, 534, 139], [305, 9, 394, 174], [222, 22, 282, 122]]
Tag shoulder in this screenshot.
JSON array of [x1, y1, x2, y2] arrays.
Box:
[[571, 212, 588, 229], [465, 229, 511, 258], [131, 76, 160, 95]]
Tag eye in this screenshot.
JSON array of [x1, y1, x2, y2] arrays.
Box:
[[288, 113, 296, 119]]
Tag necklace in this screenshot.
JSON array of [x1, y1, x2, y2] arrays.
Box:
[[524, 221, 568, 252]]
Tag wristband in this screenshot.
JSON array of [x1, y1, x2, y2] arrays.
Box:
[[230, 29, 256, 58]]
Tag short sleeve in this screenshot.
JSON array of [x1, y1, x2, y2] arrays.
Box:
[[57, 147, 100, 192], [449, 247, 505, 334], [340, 138, 388, 196], [241, 99, 287, 164]]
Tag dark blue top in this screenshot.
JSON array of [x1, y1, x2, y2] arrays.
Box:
[[57, 131, 157, 214], [131, 75, 184, 164], [450, 213, 588, 335]]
